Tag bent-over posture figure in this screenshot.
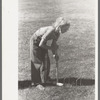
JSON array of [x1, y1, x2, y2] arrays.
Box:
[[30, 17, 70, 88]]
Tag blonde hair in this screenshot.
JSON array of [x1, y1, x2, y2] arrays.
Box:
[[52, 17, 69, 33], [53, 17, 66, 28]]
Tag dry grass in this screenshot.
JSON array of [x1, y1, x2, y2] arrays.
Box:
[[18, 0, 95, 99]]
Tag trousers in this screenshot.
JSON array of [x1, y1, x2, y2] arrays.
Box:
[[31, 52, 50, 84]]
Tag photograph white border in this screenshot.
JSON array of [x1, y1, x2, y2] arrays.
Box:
[[95, 0, 98, 100], [2, 0, 18, 100], [2, 0, 98, 100]]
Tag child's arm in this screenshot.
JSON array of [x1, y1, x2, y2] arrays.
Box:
[[39, 27, 54, 50], [51, 40, 58, 55], [51, 40, 59, 61]]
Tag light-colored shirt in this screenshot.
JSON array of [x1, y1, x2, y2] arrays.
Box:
[[32, 26, 60, 46]]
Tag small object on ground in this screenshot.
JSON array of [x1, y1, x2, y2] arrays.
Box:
[[56, 82, 64, 86], [36, 84, 45, 90], [31, 82, 35, 86]]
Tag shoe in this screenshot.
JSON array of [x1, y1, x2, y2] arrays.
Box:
[[31, 82, 38, 86], [31, 82, 35, 86]]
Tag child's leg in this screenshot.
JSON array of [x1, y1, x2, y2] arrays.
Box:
[[31, 61, 41, 85], [46, 54, 50, 79], [40, 52, 51, 84], [40, 62, 47, 83]]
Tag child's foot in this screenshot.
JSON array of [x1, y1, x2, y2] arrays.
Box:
[[31, 83, 35, 86], [36, 84, 45, 90], [31, 82, 37, 86]]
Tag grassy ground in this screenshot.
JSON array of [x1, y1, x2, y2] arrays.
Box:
[[18, 0, 95, 100]]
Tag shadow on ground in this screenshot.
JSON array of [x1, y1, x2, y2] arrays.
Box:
[[18, 77, 95, 89]]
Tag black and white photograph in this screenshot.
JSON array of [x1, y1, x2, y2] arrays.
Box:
[[17, 0, 97, 100]]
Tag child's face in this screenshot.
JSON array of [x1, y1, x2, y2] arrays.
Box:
[[61, 23, 70, 33]]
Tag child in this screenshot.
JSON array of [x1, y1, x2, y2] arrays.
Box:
[[30, 17, 70, 89]]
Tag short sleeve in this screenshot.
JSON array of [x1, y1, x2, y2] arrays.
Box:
[[41, 27, 54, 43]]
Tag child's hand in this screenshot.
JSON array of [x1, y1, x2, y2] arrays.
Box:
[[51, 44, 59, 53], [53, 54, 59, 61]]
